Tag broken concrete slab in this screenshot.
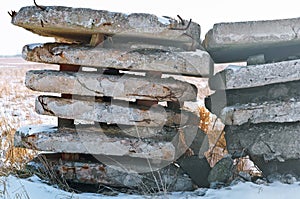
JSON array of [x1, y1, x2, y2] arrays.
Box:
[[15, 124, 203, 162], [28, 153, 194, 192], [206, 80, 300, 116], [209, 60, 300, 90], [218, 98, 300, 125], [26, 70, 197, 102], [203, 17, 300, 63], [23, 43, 213, 77], [225, 122, 300, 162], [35, 95, 198, 127], [14, 125, 176, 161], [12, 6, 200, 50]]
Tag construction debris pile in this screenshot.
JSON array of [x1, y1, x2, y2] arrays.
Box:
[[12, 6, 213, 192], [204, 18, 300, 177], [11, 4, 300, 193]]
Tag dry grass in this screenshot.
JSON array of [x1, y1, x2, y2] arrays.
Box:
[[0, 57, 57, 174]]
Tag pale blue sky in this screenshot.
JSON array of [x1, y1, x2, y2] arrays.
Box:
[[1, 0, 300, 55]]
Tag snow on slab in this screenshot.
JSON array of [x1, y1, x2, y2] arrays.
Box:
[[16, 125, 57, 136], [1, 175, 300, 199]]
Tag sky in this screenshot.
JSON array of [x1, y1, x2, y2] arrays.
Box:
[[1, 0, 300, 55]]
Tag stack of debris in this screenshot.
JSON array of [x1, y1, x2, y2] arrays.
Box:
[[11, 5, 213, 192], [204, 18, 300, 177]]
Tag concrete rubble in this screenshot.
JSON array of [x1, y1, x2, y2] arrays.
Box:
[[11, 5, 211, 192], [205, 17, 300, 177], [13, 3, 300, 192]]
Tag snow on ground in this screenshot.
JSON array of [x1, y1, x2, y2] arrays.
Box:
[[0, 175, 299, 199]]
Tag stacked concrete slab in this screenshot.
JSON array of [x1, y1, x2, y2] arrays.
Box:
[[11, 5, 213, 192], [204, 18, 300, 177]]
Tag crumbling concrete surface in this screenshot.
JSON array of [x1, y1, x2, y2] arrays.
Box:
[[28, 153, 194, 192], [225, 122, 300, 162], [23, 43, 213, 76], [209, 60, 300, 90], [12, 6, 201, 49], [26, 70, 197, 102], [35, 95, 197, 127], [203, 17, 300, 63], [219, 98, 300, 125]]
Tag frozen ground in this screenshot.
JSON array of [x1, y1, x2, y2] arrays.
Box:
[[1, 174, 299, 199]]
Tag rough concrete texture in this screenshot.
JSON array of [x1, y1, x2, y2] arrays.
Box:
[[219, 98, 300, 125], [225, 122, 300, 162], [252, 156, 300, 177], [203, 17, 300, 63], [35, 95, 197, 127], [177, 155, 211, 187], [23, 43, 213, 77], [14, 125, 176, 161], [208, 156, 233, 184], [12, 6, 200, 49], [28, 153, 194, 191], [15, 124, 202, 164], [206, 80, 300, 116], [209, 60, 300, 90], [26, 70, 197, 102]]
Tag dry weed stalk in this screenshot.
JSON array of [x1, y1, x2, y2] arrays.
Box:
[[0, 116, 35, 173], [198, 106, 228, 167]]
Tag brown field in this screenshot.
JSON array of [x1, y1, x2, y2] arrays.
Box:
[[0, 57, 58, 170]]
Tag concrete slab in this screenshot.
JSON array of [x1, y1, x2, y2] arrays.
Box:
[[225, 122, 300, 162], [206, 80, 300, 116], [23, 43, 213, 77], [28, 153, 194, 191], [12, 6, 200, 49], [26, 70, 197, 102], [203, 17, 300, 63], [209, 60, 300, 90], [219, 98, 300, 125], [14, 125, 177, 161], [35, 95, 198, 127]]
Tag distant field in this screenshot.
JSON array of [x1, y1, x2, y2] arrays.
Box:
[[0, 57, 58, 169], [0, 56, 58, 127]]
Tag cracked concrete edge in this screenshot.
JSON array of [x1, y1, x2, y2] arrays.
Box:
[[25, 69, 197, 102], [35, 95, 198, 127], [12, 6, 201, 46], [23, 43, 213, 77], [28, 153, 195, 191], [209, 59, 300, 90], [202, 17, 300, 63], [218, 98, 300, 125], [14, 125, 176, 161], [225, 122, 300, 161]]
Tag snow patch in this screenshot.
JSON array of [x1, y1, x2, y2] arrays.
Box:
[[158, 16, 171, 25], [1, 175, 300, 199], [26, 43, 44, 51], [226, 65, 242, 72], [17, 125, 57, 136]]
